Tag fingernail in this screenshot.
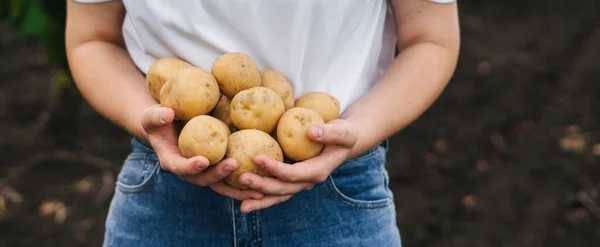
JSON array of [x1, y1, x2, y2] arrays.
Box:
[[158, 111, 166, 124], [311, 127, 323, 139], [243, 180, 251, 185], [196, 162, 205, 170], [256, 160, 264, 168], [247, 207, 254, 213], [224, 165, 235, 172]]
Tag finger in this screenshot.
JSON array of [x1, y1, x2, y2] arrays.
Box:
[[141, 105, 175, 131], [209, 181, 264, 201], [254, 155, 323, 183], [141, 111, 180, 154], [162, 154, 210, 177], [238, 172, 313, 196], [255, 152, 337, 183], [308, 124, 358, 147], [240, 195, 292, 213], [186, 158, 238, 186]]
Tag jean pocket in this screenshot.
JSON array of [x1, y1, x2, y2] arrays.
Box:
[[115, 152, 161, 194], [325, 145, 393, 209]]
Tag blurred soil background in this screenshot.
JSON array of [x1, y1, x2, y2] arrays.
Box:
[[1, 0, 600, 246]]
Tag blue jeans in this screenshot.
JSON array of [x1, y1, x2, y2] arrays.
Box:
[[103, 137, 402, 247]]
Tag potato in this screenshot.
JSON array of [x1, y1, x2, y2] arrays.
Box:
[[230, 87, 285, 133], [294, 92, 341, 123], [211, 96, 238, 133], [146, 57, 194, 100], [224, 129, 284, 189], [211, 52, 262, 99], [178, 115, 230, 165], [276, 107, 325, 161], [160, 67, 221, 120], [259, 69, 295, 110]]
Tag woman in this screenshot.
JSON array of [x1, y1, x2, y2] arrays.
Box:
[[65, 0, 459, 246]]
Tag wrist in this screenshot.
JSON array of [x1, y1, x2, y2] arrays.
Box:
[[130, 119, 149, 142]]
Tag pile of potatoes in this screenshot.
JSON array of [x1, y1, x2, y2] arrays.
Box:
[[146, 52, 341, 189]]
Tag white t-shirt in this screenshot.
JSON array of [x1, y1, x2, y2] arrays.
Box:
[[75, 0, 455, 112]]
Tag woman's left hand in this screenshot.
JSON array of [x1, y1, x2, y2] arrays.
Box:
[[237, 119, 359, 213]]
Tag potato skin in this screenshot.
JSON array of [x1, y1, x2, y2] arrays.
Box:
[[178, 115, 229, 165], [211, 52, 262, 99], [259, 69, 295, 110], [211, 96, 238, 133], [146, 57, 194, 100], [276, 107, 325, 161], [159, 67, 221, 120], [294, 92, 341, 123], [224, 129, 284, 190], [230, 87, 285, 133]]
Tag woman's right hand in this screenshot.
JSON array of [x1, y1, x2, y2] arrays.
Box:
[[140, 105, 263, 200]]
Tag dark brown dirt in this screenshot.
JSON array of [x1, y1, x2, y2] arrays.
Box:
[[1, 0, 600, 246]]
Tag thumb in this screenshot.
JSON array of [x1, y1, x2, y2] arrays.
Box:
[[308, 123, 358, 147], [141, 105, 175, 132]]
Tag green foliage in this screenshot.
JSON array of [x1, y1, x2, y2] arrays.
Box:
[[0, 0, 67, 66]]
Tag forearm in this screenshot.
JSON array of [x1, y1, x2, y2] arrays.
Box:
[[342, 42, 458, 159], [67, 41, 156, 141]]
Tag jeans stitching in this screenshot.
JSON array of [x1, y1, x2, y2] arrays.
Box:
[[255, 211, 262, 247], [325, 146, 393, 209], [325, 175, 393, 209], [231, 198, 237, 247], [115, 160, 160, 194]]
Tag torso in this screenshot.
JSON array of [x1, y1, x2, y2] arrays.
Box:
[[120, 0, 397, 112]]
